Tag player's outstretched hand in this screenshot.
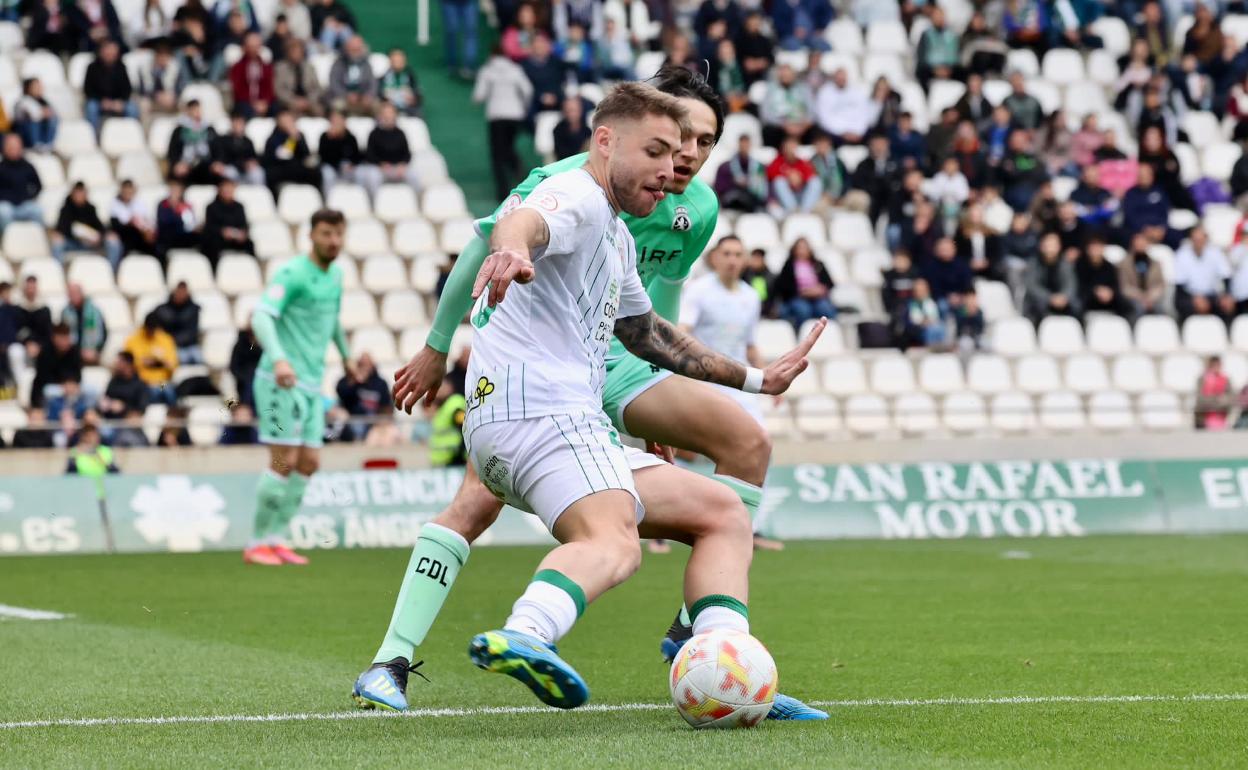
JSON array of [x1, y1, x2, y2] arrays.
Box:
[[472, 249, 535, 308], [393, 345, 448, 413], [760, 317, 826, 395]]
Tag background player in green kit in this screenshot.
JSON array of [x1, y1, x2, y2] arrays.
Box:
[[353, 68, 828, 720], [243, 209, 355, 567]]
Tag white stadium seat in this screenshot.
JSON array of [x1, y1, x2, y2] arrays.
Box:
[[351, 326, 398, 361], [361, 254, 408, 293], [393, 219, 440, 257], [252, 221, 295, 260], [1201, 142, 1241, 183], [1232, 315, 1248, 351], [734, 214, 781, 252], [1063, 353, 1110, 395], [1041, 48, 1084, 85], [440, 218, 477, 254], [989, 317, 1037, 356], [1089, 391, 1135, 432], [755, 320, 798, 361], [942, 392, 988, 434], [117, 255, 164, 297], [780, 214, 827, 249], [66, 255, 116, 295], [115, 152, 163, 187], [917, 353, 964, 395], [844, 393, 891, 436], [894, 392, 939, 435], [1015, 354, 1062, 395], [203, 329, 236, 370], [374, 185, 420, 224], [410, 256, 443, 295], [338, 290, 379, 330], [19, 258, 65, 295], [235, 185, 277, 224], [801, 318, 843, 361], [99, 118, 146, 157], [166, 251, 215, 292], [1160, 353, 1203, 393], [1087, 314, 1133, 355], [215, 254, 263, 296], [1038, 391, 1086, 432], [93, 293, 132, 331], [380, 290, 428, 330], [233, 292, 261, 328], [1037, 315, 1084, 355], [421, 183, 469, 223], [1111, 353, 1159, 395], [1137, 390, 1184, 430], [869, 355, 916, 396], [3, 221, 50, 261], [345, 219, 390, 258], [326, 184, 372, 219], [1182, 315, 1229, 356], [197, 292, 232, 330], [967, 354, 1013, 394], [399, 326, 433, 359], [821, 358, 869, 397], [277, 185, 324, 225], [829, 211, 874, 253], [990, 391, 1037, 433], [1135, 315, 1181, 355], [66, 152, 114, 189], [793, 393, 841, 437]]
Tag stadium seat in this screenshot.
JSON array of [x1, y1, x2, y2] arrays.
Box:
[[1038, 391, 1086, 432], [755, 320, 798, 361], [1006, 48, 1040, 77], [187, 404, 224, 446], [844, 393, 891, 436], [361, 254, 408, 293], [351, 326, 398, 361], [533, 110, 560, 160], [99, 118, 146, 158], [1063, 82, 1108, 119], [1086, 49, 1120, 86], [1038, 315, 1085, 356], [338, 290, 379, 329], [734, 213, 781, 252], [990, 391, 1037, 433], [1137, 390, 1184, 431], [1086, 314, 1133, 355], [1231, 315, 1248, 351], [817, 247, 850, 286], [829, 211, 874, 254], [132, 291, 164, 324], [5, 223, 51, 265], [0, 20, 22, 54], [197, 292, 232, 330], [380, 290, 428, 330], [185, 185, 217, 222], [27, 152, 65, 190], [865, 19, 909, 55], [18, 258, 65, 295], [1201, 142, 1241, 182], [927, 79, 966, 119], [202, 329, 235, 370], [66, 152, 114, 189], [1221, 351, 1248, 387], [0, 402, 26, 443], [21, 50, 66, 87], [346, 117, 376, 149], [232, 292, 261, 328], [1174, 142, 1202, 186], [393, 219, 440, 257], [1135, 315, 1181, 355], [440, 218, 477, 254], [92, 293, 132, 331], [794, 394, 841, 437], [975, 280, 1017, 322], [397, 117, 432, 153], [374, 185, 420, 224], [1201, 204, 1241, 250], [1160, 352, 1203, 392], [1182, 111, 1223, 148], [147, 115, 177, 157], [850, 248, 888, 288], [760, 397, 795, 438], [252, 221, 295, 261], [277, 185, 324, 225], [989, 317, 1037, 356], [1182, 315, 1229, 356], [1089, 16, 1131, 56], [780, 214, 827, 248], [966, 354, 1013, 394], [409, 254, 444, 294], [329, 255, 360, 289], [422, 183, 469, 223], [634, 50, 666, 80], [894, 392, 939, 435], [1024, 78, 1062, 114], [1063, 354, 1110, 395], [868, 355, 915, 396], [398, 325, 433, 359], [66, 255, 116, 295], [836, 144, 869, 173], [821, 358, 868, 397], [344, 219, 389, 258], [1041, 48, 1084, 84], [117, 255, 164, 297], [824, 18, 864, 55], [297, 116, 329, 152], [234, 185, 277, 224], [800, 318, 843, 361], [326, 184, 372, 219], [942, 392, 988, 434], [115, 151, 162, 187], [166, 251, 215, 292], [917, 353, 965, 395], [1015, 354, 1062, 395], [1088, 390, 1135, 432], [412, 150, 449, 185], [215, 254, 263, 296]]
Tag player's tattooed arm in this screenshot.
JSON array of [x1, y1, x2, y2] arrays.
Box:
[[614, 311, 747, 389]]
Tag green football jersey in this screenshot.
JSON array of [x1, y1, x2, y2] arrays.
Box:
[[256, 254, 344, 391], [474, 152, 720, 328]]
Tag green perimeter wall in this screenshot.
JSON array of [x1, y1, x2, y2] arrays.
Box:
[[4, 457, 1248, 555]]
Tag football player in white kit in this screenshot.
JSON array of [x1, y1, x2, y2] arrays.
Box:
[[460, 83, 824, 709]]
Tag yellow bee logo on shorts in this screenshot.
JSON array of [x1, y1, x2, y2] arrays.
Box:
[[468, 377, 495, 412]]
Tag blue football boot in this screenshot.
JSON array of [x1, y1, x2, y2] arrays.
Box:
[[352, 657, 428, 711], [468, 629, 589, 709]]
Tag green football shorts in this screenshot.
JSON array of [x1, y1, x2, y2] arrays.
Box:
[[253, 373, 325, 448], [601, 352, 673, 434]]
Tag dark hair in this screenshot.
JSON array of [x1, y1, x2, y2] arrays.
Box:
[[0, 281, 10, 292], [21, 77, 38, 94], [648, 65, 725, 144], [186, 98, 201, 108], [310, 208, 346, 228], [144, 311, 162, 330], [52, 322, 70, 336], [118, 351, 135, 366], [716, 235, 742, 248]]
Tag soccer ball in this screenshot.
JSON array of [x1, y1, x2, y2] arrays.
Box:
[[669, 629, 777, 729]]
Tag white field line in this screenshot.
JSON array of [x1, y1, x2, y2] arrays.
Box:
[[2, 693, 1246, 731], [0, 604, 71, 621]]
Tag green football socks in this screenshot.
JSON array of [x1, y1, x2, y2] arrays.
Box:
[[250, 471, 289, 547], [373, 523, 471, 664]]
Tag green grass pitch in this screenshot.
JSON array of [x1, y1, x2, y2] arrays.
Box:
[[2, 535, 1246, 768]]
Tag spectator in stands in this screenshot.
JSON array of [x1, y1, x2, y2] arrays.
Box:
[[229, 324, 260, 407], [97, 351, 149, 446], [0, 282, 19, 390], [1184, 4, 1223, 69], [46, 376, 95, 423], [555, 22, 596, 85], [955, 202, 1003, 283], [770, 0, 831, 52], [172, 15, 213, 84], [1118, 232, 1165, 319], [1131, 83, 1179, 149], [32, 323, 82, 409], [0, 134, 43, 233], [155, 180, 200, 262], [1195, 355, 1232, 430], [735, 11, 775, 86], [155, 280, 202, 365], [1138, 125, 1193, 211], [502, 3, 549, 62], [523, 35, 563, 119], [767, 136, 821, 216], [851, 132, 899, 224], [336, 352, 389, 439], [1121, 163, 1171, 247], [318, 109, 362, 189], [1078, 236, 1133, 320], [110, 179, 156, 256], [1037, 108, 1074, 177], [356, 102, 421, 198], [866, 76, 902, 135], [274, 38, 323, 118], [954, 73, 992, 132], [1053, 201, 1089, 261], [1069, 164, 1116, 238], [1024, 232, 1080, 324], [1173, 225, 1235, 322], [201, 178, 253, 266], [774, 237, 835, 331], [380, 47, 422, 117], [887, 168, 927, 252], [714, 134, 768, 213], [327, 35, 378, 116], [167, 99, 220, 186], [69, 0, 123, 52], [742, 247, 776, 317], [475, 43, 532, 200], [129, 0, 171, 48], [960, 10, 1007, 76], [999, 129, 1047, 212], [219, 401, 258, 444], [1231, 141, 1248, 209], [136, 45, 183, 117], [981, 104, 1013, 167], [710, 38, 748, 112], [15, 276, 53, 367], [28, 0, 76, 56], [261, 109, 320, 193], [889, 111, 926, 170], [156, 405, 192, 447], [760, 64, 815, 148], [264, 14, 294, 64], [62, 283, 106, 366], [597, 17, 635, 81], [948, 120, 988, 190], [1003, 71, 1043, 131], [212, 112, 266, 186], [916, 6, 960, 88], [955, 288, 986, 350], [13, 78, 58, 153], [811, 131, 849, 209], [229, 31, 274, 118], [125, 312, 178, 404], [923, 236, 972, 311], [925, 155, 969, 229], [10, 406, 57, 449], [552, 95, 591, 160], [52, 182, 123, 270], [1069, 114, 1103, 169], [83, 40, 137, 135], [310, 0, 356, 50], [217, 11, 257, 62], [902, 278, 946, 348], [815, 68, 872, 145]]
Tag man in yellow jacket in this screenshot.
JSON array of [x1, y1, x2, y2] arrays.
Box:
[[124, 312, 179, 404]]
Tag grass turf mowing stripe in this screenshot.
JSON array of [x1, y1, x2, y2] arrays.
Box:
[[4, 693, 1247, 730], [0, 603, 71, 620]]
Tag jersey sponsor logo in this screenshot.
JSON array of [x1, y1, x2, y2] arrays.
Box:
[[637, 247, 682, 264], [531, 192, 559, 212], [672, 205, 691, 232], [466, 376, 495, 412], [480, 454, 510, 500]]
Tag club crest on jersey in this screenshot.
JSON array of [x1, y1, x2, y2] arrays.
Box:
[[498, 193, 523, 218], [672, 205, 691, 232]]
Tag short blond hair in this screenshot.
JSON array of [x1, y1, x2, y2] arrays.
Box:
[[591, 81, 691, 140]]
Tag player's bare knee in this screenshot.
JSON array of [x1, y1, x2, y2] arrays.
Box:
[[295, 456, 320, 476], [600, 532, 642, 585], [707, 418, 772, 479]]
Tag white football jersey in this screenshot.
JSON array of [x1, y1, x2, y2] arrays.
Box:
[[466, 168, 652, 431], [680, 273, 760, 365]]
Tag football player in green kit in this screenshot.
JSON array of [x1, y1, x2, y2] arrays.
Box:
[[352, 68, 827, 721]]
